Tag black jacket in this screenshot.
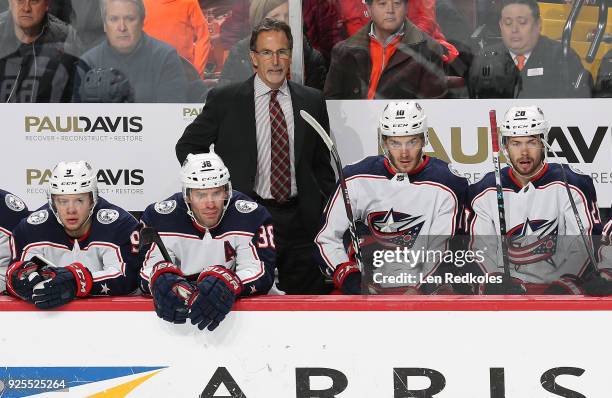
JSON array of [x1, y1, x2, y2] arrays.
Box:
[[176, 75, 335, 237]]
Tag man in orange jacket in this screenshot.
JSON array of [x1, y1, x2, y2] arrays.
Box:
[[337, 0, 458, 63]]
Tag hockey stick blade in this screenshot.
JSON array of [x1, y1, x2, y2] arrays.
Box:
[[140, 226, 173, 263], [30, 254, 57, 268]]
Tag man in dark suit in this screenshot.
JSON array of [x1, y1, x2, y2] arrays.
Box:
[[469, 0, 591, 98], [176, 18, 335, 294]]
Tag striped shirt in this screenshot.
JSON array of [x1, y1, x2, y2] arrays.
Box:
[[253, 74, 297, 199]]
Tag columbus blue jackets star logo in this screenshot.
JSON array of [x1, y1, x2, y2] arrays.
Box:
[[367, 209, 424, 248], [507, 218, 558, 267]]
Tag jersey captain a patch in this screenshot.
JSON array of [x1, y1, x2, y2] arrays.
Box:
[[27, 210, 48, 225], [155, 200, 177, 214], [97, 209, 119, 224], [5, 194, 26, 212]]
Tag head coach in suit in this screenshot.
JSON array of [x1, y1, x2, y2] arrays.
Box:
[[176, 18, 335, 294]]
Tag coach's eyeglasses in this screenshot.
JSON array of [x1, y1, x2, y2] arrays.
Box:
[[252, 49, 292, 60]]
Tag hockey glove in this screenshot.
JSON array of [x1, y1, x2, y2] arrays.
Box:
[[6, 260, 45, 302], [32, 263, 93, 309], [544, 275, 584, 295], [333, 262, 361, 295], [189, 266, 242, 331], [150, 263, 196, 324], [480, 275, 526, 295], [582, 269, 612, 296]]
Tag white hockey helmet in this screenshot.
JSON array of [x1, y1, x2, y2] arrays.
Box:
[[379, 101, 429, 145], [181, 145, 232, 226], [47, 160, 98, 225], [500, 106, 548, 140]]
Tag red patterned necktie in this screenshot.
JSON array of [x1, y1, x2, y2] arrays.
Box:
[[269, 89, 290, 202]]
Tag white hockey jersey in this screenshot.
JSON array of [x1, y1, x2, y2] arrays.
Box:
[[139, 191, 275, 296], [0, 189, 29, 293], [467, 162, 603, 288], [315, 155, 468, 291], [10, 197, 141, 296]]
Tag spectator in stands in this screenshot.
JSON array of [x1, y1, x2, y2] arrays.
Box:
[[324, 0, 447, 100], [81, 0, 187, 102], [334, 0, 459, 63], [143, 0, 210, 76], [469, 0, 592, 98], [0, 0, 85, 102], [218, 0, 327, 90]]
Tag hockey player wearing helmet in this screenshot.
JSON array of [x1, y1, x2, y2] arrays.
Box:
[[140, 146, 275, 331], [315, 101, 468, 295], [500, 105, 548, 184], [7, 161, 141, 308], [467, 106, 606, 295]]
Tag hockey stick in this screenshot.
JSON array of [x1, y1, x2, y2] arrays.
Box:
[[299, 110, 364, 273], [541, 141, 598, 268], [489, 110, 512, 280], [140, 226, 173, 263]]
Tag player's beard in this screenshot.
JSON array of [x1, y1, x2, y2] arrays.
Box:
[[511, 152, 545, 180]]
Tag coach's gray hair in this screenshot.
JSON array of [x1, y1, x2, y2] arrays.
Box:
[[99, 0, 146, 22]]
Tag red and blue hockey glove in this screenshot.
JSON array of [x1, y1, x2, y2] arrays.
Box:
[[189, 266, 242, 331], [333, 261, 361, 295], [6, 260, 46, 302], [32, 263, 93, 309], [150, 262, 196, 324]]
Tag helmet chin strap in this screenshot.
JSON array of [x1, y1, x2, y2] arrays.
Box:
[[504, 137, 547, 183], [49, 195, 96, 231], [183, 189, 230, 231], [381, 144, 424, 174]]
